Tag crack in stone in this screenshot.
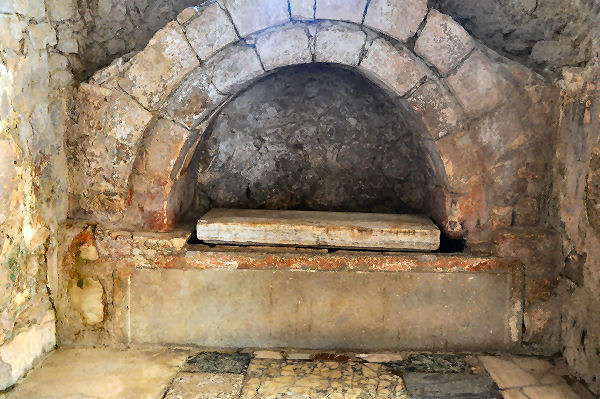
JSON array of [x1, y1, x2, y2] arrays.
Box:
[[356, 30, 372, 66], [217, 1, 242, 40], [250, 45, 267, 73], [304, 24, 317, 62], [443, 46, 475, 78]]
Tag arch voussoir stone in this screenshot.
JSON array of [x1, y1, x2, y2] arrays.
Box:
[[446, 50, 513, 119], [359, 38, 430, 97], [314, 23, 366, 65], [316, 0, 367, 24], [140, 118, 194, 181], [184, 2, 238, 62], [208, 43, 265, 94], [118, 21, 199, 111], [406, 80, 464, 140], [290, 0, 315, 20], [164, 67, 226, 130], [222, 0, 290, 37], [414, 9, 475, 76], [255, 25, 313, 71], [363, 0, 428, 43]]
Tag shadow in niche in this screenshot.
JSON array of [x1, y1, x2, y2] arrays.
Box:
[[190, 63, 440, 217], [183, 63, 457, 251], [435, 233, 465, 254]]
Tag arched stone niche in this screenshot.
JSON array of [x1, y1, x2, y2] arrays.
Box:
[[66, 0, 558, 243], [192, 63, 439, 216]]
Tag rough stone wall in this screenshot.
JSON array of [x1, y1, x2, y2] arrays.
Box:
[[194, 64, 433, 217], [63, 0, 600, 81], [71, 0, 199, 79], [432, 0, 599, 76], [0, 0, 75, 389], [552, 39, 600, 394]]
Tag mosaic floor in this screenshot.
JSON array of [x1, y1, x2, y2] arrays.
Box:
[[3, 349, 596, 399]]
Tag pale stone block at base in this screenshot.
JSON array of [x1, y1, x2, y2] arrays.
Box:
[[358, 353, 404, 363], [502, 388, 530, 399], [254, 350, 284, 359], [6, 348, 189, 399], [0, 311, 55, 390], [196, 209, 440, 251], [479, 356, 538, 389], [129, 268, 520, 351], [521, 384, 580, 399]]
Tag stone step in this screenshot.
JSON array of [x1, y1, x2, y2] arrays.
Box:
[[196, 209, 440, 251], [122, 248, 523, 351]]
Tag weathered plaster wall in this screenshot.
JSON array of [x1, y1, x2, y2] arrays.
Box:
[[194, 64, 433, 216], [0, 0, 75, 389]]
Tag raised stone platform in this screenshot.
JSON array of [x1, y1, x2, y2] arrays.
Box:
[[196, 209, 441, 251], [56, 224, 524, 352], [133, 246, 522, 351]]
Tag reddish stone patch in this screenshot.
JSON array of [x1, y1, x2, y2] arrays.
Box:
[[314, 353, 352, 362], [150, 255, 184, 269], [144, 209, 177, 232], [185, 249, 518, 272]]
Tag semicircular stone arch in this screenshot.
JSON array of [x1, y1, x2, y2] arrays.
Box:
[[68, 0, 557, 243]]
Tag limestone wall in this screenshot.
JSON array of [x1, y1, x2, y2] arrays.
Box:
[[433, 0, 599, 76], [552, 46, 600, 393], [58, 0, 600, 81], [68, 0, 199, 80], [0, 0, 75, 389]]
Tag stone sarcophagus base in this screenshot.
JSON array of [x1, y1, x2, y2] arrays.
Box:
[[55, 223, 523, 352]]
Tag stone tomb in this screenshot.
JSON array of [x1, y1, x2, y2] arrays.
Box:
[[55, 0, 555, 372]]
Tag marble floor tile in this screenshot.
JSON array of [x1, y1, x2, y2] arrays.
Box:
[[239, 359, 409, 398], [164, 372, 244, 399]]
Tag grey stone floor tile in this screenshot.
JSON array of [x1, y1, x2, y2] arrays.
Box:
[[403, 372, 500, 399], [385, 353, 470, 374], [183, 351, 251, 374]]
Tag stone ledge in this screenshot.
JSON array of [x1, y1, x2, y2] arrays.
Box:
[[184, 245, 520, 273]]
